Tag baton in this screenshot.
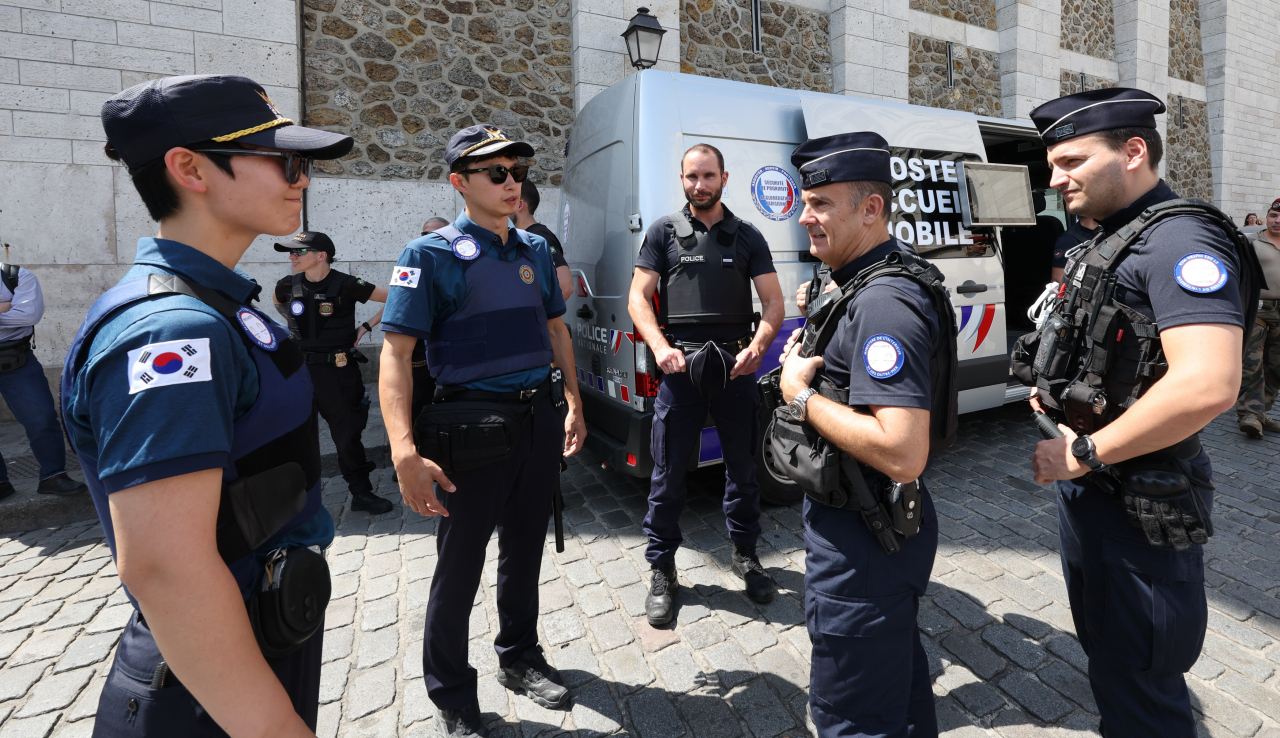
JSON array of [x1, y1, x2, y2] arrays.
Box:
[[1033, 411, 1065, 440], [554, 459, 566, 553]]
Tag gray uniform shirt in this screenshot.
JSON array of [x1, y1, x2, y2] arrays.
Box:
[[0, 266, 44, 342]]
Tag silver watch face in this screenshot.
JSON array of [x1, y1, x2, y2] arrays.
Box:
[[788, 401, 805, 420]]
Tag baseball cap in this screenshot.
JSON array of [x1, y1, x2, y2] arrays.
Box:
[[274, 231, 336, 255], [1270, 199, 1280, 213], [445, 125, 535, 168], [102, 75, 354, 171]]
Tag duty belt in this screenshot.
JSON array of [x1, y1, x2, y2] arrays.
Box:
[[668, 335, 752, 356], [303, 348, 366, 366], [433, 375, 552, 404]]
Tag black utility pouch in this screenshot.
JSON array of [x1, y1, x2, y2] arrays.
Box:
[[881, 479, 922, 539], [1009, 330, 1039, 386], [249, 546, 331, 659], [0, 338, 30, 373], [220, 463, 308, 556], [757, 366, 784, 415], [414, 400, 529, 474], [1033, 312, 1075, 379], [764, 408, 842, 498]]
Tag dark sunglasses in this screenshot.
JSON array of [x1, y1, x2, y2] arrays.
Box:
[[287, 247, 317, 256], [461, 164, 529, 184], [192, 148, 313, 184]]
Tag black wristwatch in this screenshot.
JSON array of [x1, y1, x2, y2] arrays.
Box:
[[361, 321, 373, 332], [1071, 434, 1106, 471]]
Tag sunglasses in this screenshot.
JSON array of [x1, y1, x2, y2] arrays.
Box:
[[461, 164, 529, 184], [192, 148, 314, 184], [287, 247, 317, 256]]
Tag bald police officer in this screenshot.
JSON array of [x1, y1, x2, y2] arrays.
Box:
[[1021, 88, 1260, 736]]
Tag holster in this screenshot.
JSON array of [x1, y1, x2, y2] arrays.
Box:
[[0, 335, 31, 373], [248, 546, 331, 659], [216, 462, 309, 565]]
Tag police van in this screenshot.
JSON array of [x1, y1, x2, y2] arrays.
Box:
[[561, 70, 1054, 504]]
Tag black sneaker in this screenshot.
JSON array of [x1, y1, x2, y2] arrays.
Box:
[[434, 703, 489, 738], [496, 645, 570, 709], [732, 546, 776, 604], [645, 562, 678, 626], [0, 480, 14, 501], [37, 473, 87, 496], [351, 489, 393, 514]]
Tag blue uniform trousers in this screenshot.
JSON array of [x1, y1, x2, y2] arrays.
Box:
[[92, 611, 322, 736], [643, 371, 762, 566], [423, 394, 561, 709], [804, 490, 938, 738], [1057, 449, 1212, 738], [0, 352, 68, 482]]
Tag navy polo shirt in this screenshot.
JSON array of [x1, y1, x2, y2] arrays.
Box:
[[1053, 221, 1100, 269], [820, 238, 940, 411], [381, 212, 566, 393]]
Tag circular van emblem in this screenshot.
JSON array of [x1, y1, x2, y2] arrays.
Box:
[[236, 308, 278, 351], [290, 300, 305, 316], [750, 165, 800, 221], [863, 334, 904, 379], [519, 265, 535, 284], [1174, 252, 1228, 293], [452, 236, 480, 260]]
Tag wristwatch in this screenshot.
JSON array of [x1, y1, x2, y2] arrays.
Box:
[[1071, 434, 1106, 471], [788, 388, 817, 421]]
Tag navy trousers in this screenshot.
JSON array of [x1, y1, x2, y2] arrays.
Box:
[[1057, 449, 1212, 738], [804, 490, 939, 738], [643, 371, 762, 566], [92, 611, 322, 736], [0, 352, 68, 482], [423, 394, 561, 709], [308, 361, 375, 495]]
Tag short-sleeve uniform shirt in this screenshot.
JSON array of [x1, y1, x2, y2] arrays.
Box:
[[381, 212, 566, 392], [526, 222, 568, 270], [273, 269, 376, 352], [1053, 221, 1101, 269], [635, 204, 776, 343]]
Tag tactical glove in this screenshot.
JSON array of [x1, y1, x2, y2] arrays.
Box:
[[1117, 465, 1212, 552]]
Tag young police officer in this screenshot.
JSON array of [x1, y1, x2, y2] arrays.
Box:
[[1023, 88, 1258, 736], [272, 231, 393, 514], [628, 144, 786, 625], [64, 74, 353, 736], [379, 126, 586, 738], [777, 132, 952, 738]]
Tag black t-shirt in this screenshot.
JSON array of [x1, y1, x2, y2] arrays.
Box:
[[635, 204, 775, 342], [274, 269, 377, 351], [525, 223, 567, 269], [1053, 221, 1100, 268]]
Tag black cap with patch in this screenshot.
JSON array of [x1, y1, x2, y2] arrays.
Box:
[[1029, 87, 1165, 146], [101, 75, 354, 171], [445, 125, 535, 168], [274, 231, 336, 255], [790, 132, 892, 189]]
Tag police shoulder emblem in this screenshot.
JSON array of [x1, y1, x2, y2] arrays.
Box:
[[1174, 252, 1228, 294], [863, 334, 904, 379], [452, 236, 481, 261], [519, 264, 535, 284], [290, 300, 305, 316], [237, 308, 278, 351]]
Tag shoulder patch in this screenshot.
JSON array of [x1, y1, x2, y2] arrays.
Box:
[[391, 265, 421, 288], [863, 334, 905, 379], [451, 236, 481, 261], [126, 338, 213, 395], [356, 278, 367, 286], [236, 308, 278, 351], [1174, 252, 1228, 294]]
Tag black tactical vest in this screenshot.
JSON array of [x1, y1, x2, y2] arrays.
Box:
[[658, 211, 755, 330], [1012, 199, 1263, 434], [286, 271, 358, 352]]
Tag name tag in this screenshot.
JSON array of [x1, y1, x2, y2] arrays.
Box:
[[680, 255, 706, 264]]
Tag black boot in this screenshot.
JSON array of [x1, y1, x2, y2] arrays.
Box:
[[0, 480, 14, 501], [37, 473, 87, 496], [732, 546, 775, 604], [645, 562, 678, 626], [434, 702, 489, 738], [496, 645, 570, 708], [351, 489, 393, 514]]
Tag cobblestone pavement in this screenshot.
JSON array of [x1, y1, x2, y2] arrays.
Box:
[[2, 404, 1280, 738]]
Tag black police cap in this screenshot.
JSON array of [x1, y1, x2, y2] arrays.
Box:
[[1029, 87, 1165, 146], [274, 231, 336, 255], [445, 125, 535, 168], [790, 132, 892, 189], [101, 75, 354, 170]]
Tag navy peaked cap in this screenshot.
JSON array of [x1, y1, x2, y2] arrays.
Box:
[[1029, 87, 1166, 146], [446, 125, 535, 167], [790, 132, 892, 189]]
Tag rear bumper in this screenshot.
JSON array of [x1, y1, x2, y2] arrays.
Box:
[[580, 385, 654, 478]]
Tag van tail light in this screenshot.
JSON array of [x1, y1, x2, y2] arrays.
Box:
[[634, 334, 659, 397], [576, 276, 588, 297], [626, 453, 638, 466]]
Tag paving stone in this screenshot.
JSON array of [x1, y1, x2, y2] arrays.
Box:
[[0, 627, 31, 659], [569, 678, 622, 737], [82, 603, 131, 636], [599, 560, 641, 589], [10, 626, 80, 667], [936, 664, 1005, 716], [542, 610, 585, 646], [550, 641, 601, 687], [653, 645, 702, 694], [707, 592, 755, 629], [0, 661, 49, 701], [753, 646, 806, 696], [682, 620, 728, 650], [1189, 655, 1225, 681], [324, 627, 355, 664], [0, 712, 60, 738], [1037, 660, 1097, 713], [934, 694, 985, 736], [469, 604, 491, 639], [1207, 609, 1273, 651], [320, 660, 350, 704], [327, 598, 357, 629], [357, 627, 399, 669], [617, 582, 649, 618], [347, 665, 395, 719], [1, 602, 61, 632], [932, 590, 996, 630], [989, 574, 1054, 612], [754, 595, 804, 629], [635, 620, 681, 652], [362, 574, 399, 603], [730, 622, 778, 656], [511, 690, 566, 737], [1200, 633, 1275, 682], [1187, 676, 1263, 737], [982, 623, 1047, 670], [361, 600, 399, 632], [589, 612, 635, 651], [602, 645, 654, 694], [539, 580, 574, 615], [54, 631, 119, 673], [704, 642, 754, 689], [1046, 636, 1089, 674], [729, 677, 794, 738], [629, 689, 686, 738], [564, 560, 602, 588], [999, 671, 1073, 722], [15, 666, 94, 717]]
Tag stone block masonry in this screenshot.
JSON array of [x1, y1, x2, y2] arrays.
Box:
[[1060, 0, 1115, 61], [909, 34, 1000, 117], [1167, 0, 1203, 85], [1165, 93, 1210, 202], [1058, 69, 1116, 96], [301, 0, 575, 185], [680, 0, 831, 93], [910, 0, 996, 31]]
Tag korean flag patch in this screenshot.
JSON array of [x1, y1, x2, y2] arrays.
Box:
[[1174, 252, 1228, 293], [391, 266, 421, 288], [127, 338, 212, 395], [863, 334, 905, 379]]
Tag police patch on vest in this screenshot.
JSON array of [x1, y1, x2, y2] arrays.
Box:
[[519, 265, 535, 284], [1174, 252, 1228, 293], [290, 300, 304, 316], [237, 308, 279, 351], [452, 236, 481, 261], [319, 302, 333, 316], [391, 266, 421, 288], [863, 334, 904, 379], [680, 255, 706, 264], [126, 338, 213, 395]]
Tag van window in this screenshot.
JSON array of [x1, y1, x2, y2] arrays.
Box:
[[887, 149, 989, 259]]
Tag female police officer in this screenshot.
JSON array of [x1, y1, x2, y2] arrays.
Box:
[[62, 74, 352, 736]]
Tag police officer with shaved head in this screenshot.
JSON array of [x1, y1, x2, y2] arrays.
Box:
[[772, 132, 958, 738], [1016, 88, 1261, 735]]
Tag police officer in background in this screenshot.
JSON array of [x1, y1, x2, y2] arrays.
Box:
[[515, 179, 573, 300], [272, 231, 393, 515], [776, 132, 952, 738], [64, 74, 352, 736], [1021, 88, 1258, 736], [379, 125, 586, 738], [628, 143, 785, 626], [423, 217, 450, 235], [1051, 214, 1100, 283], [1235, 198, 1280, 437]]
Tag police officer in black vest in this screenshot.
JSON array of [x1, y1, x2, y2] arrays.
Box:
[[628, 143, 786, 626], [1051, 215, 1099, 283], [773, 132, 956, 738], [273, 231, 393, 515], [1018, 88, 1260, 736]]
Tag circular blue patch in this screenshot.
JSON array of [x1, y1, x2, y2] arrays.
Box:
[[237, 308, 278, 351], [1174, 252, 1228, 293], [750, 165, 800, 222], [863, 334, 904, 379], [451, 236, 481, 260], [290, 300, 305, 316]]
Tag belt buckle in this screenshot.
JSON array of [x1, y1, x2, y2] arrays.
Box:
[[519, 388, 535, 401]]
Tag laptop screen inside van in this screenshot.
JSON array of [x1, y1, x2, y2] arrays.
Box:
[[956, 162, 1036, 228]]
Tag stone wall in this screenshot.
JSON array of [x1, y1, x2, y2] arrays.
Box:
[[681, 0, 831, 92], [1168, 0, 1204, 84], [909, 0, 996, 30], [1059, 69, 1117, 96], [1165, 93, 1211, 201], [301, 0, 574, 185], [908, 35, 1000, 116], [1060, 0, 1114, 60]]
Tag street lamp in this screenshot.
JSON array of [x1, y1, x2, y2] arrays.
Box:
[[621, 7, 666, 70]]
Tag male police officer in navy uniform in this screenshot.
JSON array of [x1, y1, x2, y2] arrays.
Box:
[[272, 231, 393, 514], [777, 132, 951, 738], [378, 125, 586, 738], [1023, 88, 1256, 736], [63, 74, 352, 736], [628, 143, 786, 626]]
